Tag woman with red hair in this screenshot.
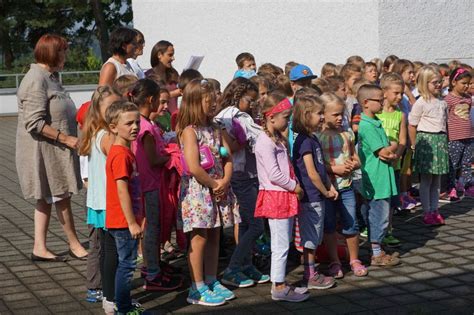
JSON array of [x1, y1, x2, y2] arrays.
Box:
[[16, 34, 87, 262]]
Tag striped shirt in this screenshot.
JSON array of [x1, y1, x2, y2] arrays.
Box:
[[317, 129, 355, 190], [445, 93, 473, 141]]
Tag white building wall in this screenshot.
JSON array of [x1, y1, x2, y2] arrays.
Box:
[[133, 0, 473, 87], [133, 0, 380, 86], [378, 0, 473, 64]]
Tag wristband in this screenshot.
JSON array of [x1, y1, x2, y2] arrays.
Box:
[[55, 130, 61, 143]]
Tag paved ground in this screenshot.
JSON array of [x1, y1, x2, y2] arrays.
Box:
[[1, 116, 474, 314]]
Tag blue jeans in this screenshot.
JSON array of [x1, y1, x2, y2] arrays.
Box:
[[361, 198, 390, 244], [324, 188, 359, 235], [228, 177, 264, 269], [108, 228, 138, 314]]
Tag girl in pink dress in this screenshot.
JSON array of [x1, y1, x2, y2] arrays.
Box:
[[254, 91, 308, 302]]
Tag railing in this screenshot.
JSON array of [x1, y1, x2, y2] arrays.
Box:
[[0, 70, 101, 89]]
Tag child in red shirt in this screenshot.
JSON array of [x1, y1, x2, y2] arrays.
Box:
[[105, 100, 143, 314]]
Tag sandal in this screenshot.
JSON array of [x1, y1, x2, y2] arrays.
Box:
[[327, 262, 344, 279], [350, 259, 368, 277]]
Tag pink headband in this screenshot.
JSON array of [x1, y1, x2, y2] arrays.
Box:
[[265, 98, 292, 117], [453, 68, 467, 81]]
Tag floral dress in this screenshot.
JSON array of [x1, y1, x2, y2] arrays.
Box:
[[179, 125, 240, 233]]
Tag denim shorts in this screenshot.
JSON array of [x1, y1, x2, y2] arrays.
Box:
[[298, 201, 325, 250], [324, 188, 359, 235]]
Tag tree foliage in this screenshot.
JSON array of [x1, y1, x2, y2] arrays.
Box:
[[0, 0, 133, 71]]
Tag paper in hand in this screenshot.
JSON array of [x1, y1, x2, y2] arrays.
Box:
[[183, 55, 204, 71]]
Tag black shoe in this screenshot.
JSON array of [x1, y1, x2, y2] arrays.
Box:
[[68, 250, 88, 261], [393, 207, 409, 217], [31, 253, 68, 262]]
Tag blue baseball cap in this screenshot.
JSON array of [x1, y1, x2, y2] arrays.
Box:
[[289, 64, 317, 81]]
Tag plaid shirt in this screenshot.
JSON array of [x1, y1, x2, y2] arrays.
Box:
[[317, 129, 355, 190]]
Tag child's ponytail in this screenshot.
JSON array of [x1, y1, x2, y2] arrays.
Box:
[[128, 78, 160, 107], [79, 85, 120, 156]]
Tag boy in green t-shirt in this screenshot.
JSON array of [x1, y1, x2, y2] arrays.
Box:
[[357, 84, 400, 267]]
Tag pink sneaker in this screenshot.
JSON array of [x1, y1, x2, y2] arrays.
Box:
[[464, 186, 474, 198], [448, 188, 461, 202], [433, 211, 445, 225], [423, 213, 439, 226]]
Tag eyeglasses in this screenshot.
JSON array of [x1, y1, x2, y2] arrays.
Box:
[[367, 98, 384, 104]]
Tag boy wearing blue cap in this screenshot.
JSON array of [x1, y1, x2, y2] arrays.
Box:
[[287, 64, 318, 156], [289, 64, 318, 96]]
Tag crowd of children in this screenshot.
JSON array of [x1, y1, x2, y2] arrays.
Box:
[[75, 27, 474, 314]]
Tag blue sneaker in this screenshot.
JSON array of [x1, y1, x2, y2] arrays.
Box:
[[208, 280, 235, 300], [86, 289, 103, 303], [242, 265, 270, 284], [186, 285, 226, 306], [221, 269, 254, 288]]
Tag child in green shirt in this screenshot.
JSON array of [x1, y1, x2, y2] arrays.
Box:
[[376, 73, 407, 248], [357, 84, 400, 267]]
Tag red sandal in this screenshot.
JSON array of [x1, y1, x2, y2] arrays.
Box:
[[350, 259, 368, 277]]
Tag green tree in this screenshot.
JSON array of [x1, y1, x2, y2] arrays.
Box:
[[0, 0, 132, 71]]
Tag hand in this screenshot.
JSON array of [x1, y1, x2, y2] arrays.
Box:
[[346, 158, 360, 170], [294, 184, 304, 201], [212, 178, 229, 197], [388, 152, 398, 161], [324, 186, 338, 200], [63, 135, 79, 150], [328, 185, 339, 200], [128, 222, 143, 239], [334, 164, 352, 177]]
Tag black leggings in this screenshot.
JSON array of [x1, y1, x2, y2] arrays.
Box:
[[102, 230, 118, 301]]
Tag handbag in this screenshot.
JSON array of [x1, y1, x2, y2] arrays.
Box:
[[180, 145, 215, 175]]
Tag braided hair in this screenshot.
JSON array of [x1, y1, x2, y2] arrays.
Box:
[[220, 77, 258, 110]]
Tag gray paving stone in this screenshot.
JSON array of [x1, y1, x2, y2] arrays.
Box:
[[416, 289, 453, 300], [409, 270, 440, 280], [427, 277, 462, 288], [444, 285, 474, 296], [400, 255, 429, 264], [397, 282, 435, 292], [326, 302, 366, 314], [2, 292, 36, 302], [382, 276, 413, 285], [7, 300, 45, 312], [1, 116, 474, 313], [386, 293, 424, 304], [9, 307, 51, 315], [47, 302, 87, 313]]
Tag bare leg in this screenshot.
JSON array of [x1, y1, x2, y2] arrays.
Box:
[[204, 228, 220, 279], [33, 199, 55, 258], [188, 229, 207, 283], [234, 223, 239, 245], [345, 234, 359, 262], [55, 197, 87, 257]]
